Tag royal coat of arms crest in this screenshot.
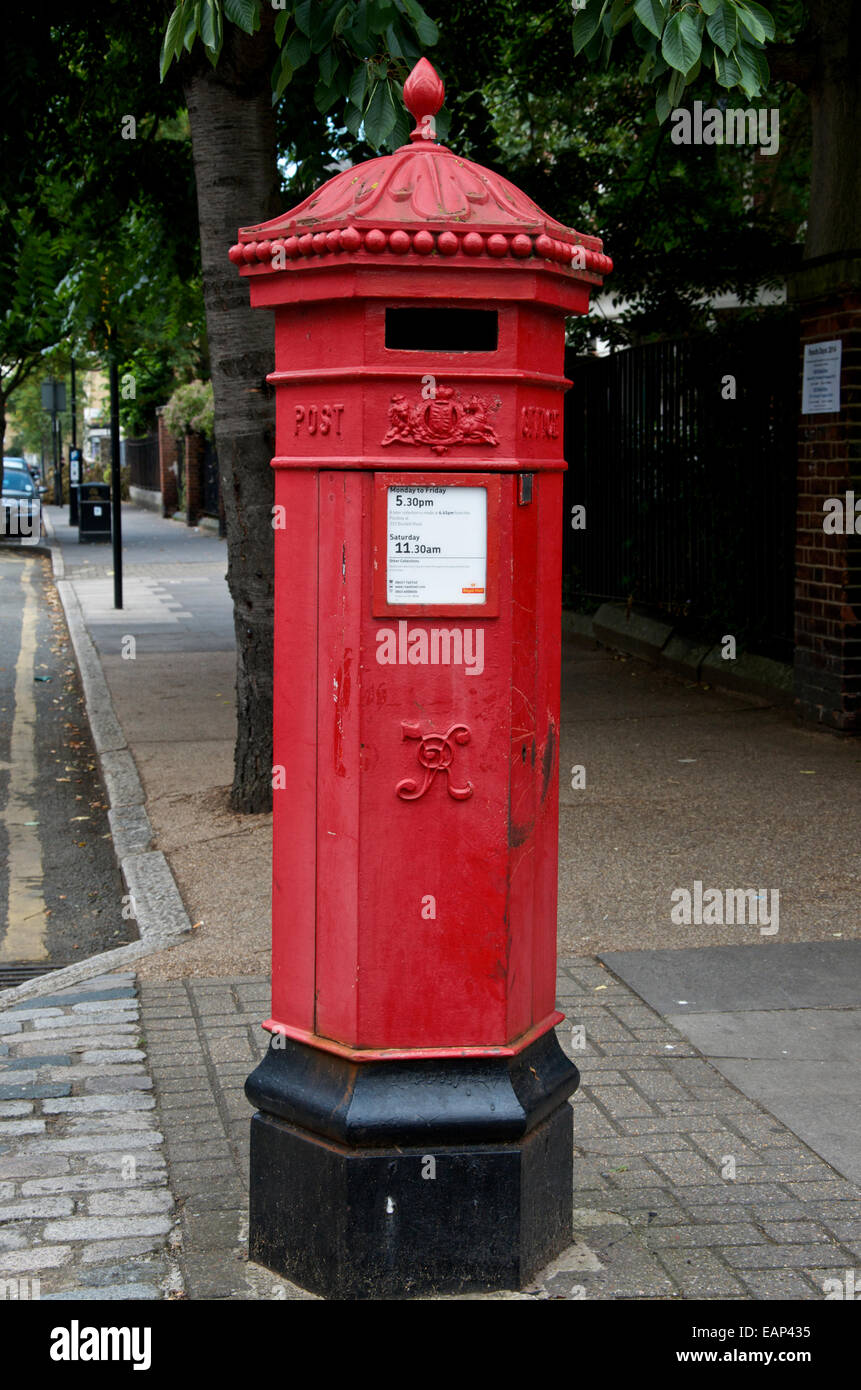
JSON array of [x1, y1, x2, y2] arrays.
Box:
[[381, 384, 500, 455]]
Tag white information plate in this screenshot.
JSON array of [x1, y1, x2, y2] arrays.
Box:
[[802, 339, 842, 414], [386, 485, 487, 605]]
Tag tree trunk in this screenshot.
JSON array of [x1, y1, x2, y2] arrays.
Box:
[[804, 0, 861, 258], [185, 24, 281, 813]]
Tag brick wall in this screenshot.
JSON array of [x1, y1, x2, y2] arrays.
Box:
[[156, 412, 179, 517], [793, 264, 861, 733], [184, 432, 204, 525]]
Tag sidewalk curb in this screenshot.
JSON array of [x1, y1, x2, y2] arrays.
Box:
[[566, 602, 794, 707], [0, 516, 193, 1011]]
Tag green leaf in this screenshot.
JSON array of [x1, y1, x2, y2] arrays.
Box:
[[184, 0, 202, 52], [346, 1, 371, 48], [584, 24, 606, 61], [344, 101, 363, 138], [272, 47, 293, 101], [637, 49, 655, 79], [212, 0, 224, 61], [364, 78, 398, 146], [400, 0, 439, 45], [572, 2, 604, 56], [633, 0, 667, 40], [320, 47, 339, 85], [631, 14, 657, 51], [741, 1, 775, 40], [661, 9, 702, 73], [311, 0, 349, 53], [334, 3, 352, 36], [706, 1, 736, 54], [433, 107, 450, 142], [699, 0, 722, 12], [734, 40, 763, 97], [715, 48, 742, 87], [655, 74, 673, 123], [285, 29, 311, 68], [159, 4, 186, 79], [388, 104, 411, 149], [348, 62, 369, 107], [385, 22, 406, 59], [294, 0, 313, 35], [735, 1, 772, 43], [368, 0, 396, 28], [314, 78, 341, 113], [749, 44, 770, 87], [223, 0, 260, 34], [668, 67, 684, 105], [609, 0, 634, 31], [274, 9, 289, 44], [200, 0, 217, 50]]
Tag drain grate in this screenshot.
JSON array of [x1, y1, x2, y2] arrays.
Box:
[[0, 964, 63, 989]]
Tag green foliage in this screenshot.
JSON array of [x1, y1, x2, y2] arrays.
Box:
[[2, 4, 205, 445], [163, 379, 215, 438], [4, 347, 89, 459], [160, 0, 439, 150], [428, 0, 809, 348], [571, 0, 777, 117]]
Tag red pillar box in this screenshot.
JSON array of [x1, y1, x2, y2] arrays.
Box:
[[232, 58, 611, 1299]]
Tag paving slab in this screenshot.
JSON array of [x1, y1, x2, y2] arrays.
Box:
[[601, 943, 861, 1014], [602, 943, 861, 1188]]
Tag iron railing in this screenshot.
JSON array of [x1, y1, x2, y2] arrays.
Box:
[[124, 434, 160, 492], [562, 322, 798, 661]]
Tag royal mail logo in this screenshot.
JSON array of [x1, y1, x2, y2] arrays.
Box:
[[381, 384, 500, 455]]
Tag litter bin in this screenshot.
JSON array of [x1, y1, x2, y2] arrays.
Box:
[[78, 482, 111, 543]]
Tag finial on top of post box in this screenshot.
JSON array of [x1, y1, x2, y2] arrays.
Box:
[[403, 57, 445, 144]]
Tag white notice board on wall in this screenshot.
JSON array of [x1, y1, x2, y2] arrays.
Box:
[[802, 339, 842, 415]]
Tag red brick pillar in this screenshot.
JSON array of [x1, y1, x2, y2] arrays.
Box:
[[791, 258, 861, 734], [184, 431, 204, 526], [157, 409, 179, 517]]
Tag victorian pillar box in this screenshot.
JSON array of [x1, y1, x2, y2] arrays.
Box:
[[232, 57, 611, 1299]]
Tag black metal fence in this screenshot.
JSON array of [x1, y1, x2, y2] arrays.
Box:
[[562, 320, 799, 660], [124, 434, 160, 492], [201, 439, 220, 518]]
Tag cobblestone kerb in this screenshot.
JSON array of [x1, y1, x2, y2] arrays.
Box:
[[0, 974, 178, 1300]]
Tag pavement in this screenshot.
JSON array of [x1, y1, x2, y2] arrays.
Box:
[[0, 501, 858, 1301]]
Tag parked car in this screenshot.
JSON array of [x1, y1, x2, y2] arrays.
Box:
[[1, 458, 42, 542]]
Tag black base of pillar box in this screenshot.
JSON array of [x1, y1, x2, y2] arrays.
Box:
[[245, 1029, 578, 1299]]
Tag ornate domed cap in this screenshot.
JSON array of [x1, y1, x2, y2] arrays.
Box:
[[230, 59, 611, 280]]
